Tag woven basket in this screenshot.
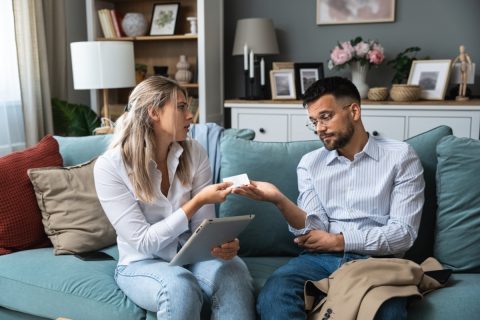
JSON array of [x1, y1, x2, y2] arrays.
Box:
[[390, 84, 421, 102], [367, 87, 389, 101]]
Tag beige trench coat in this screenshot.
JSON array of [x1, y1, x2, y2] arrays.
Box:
[[304, 257, 446, 320]]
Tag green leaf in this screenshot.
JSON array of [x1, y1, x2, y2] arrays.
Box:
[[52, 98, 101, 136]]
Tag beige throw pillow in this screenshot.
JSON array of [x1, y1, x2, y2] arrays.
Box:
[[28, 159, 116, 255]]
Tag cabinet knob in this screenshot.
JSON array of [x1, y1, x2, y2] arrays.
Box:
[[259, 128, 266, 134], [372, 130, 379, 136]]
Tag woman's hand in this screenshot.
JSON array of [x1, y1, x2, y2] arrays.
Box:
[[232, 180, 284, 204], [211, 238, 239, 260], [183, 182, 232, 219], [195, 181, 233, 205]]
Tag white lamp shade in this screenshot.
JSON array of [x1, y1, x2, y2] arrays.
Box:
[[232, 18, 279, 55], [70, 41, 136, 90]]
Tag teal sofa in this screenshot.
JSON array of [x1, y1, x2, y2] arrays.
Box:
[[1, 125, 480, 319]]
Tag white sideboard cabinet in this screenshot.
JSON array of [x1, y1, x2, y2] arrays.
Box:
[[224, 99, 480, 142]]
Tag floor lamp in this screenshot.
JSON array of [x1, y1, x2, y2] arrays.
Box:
[[70, 41, 135, 134]]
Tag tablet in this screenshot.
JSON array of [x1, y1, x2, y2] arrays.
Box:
[[169, 214, 254, 266]]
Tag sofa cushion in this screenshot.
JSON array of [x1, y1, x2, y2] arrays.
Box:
[[242, 256, 293, 296], [403, 126, 453, 263], [0, 135, 63, 255], [219, 136, 322, 256], [408, 273, 480, 320], [0, 246, 145, 320], [54, 134, 112, 166], [27, 159, 117, 255], [434, 135, 480, 272]]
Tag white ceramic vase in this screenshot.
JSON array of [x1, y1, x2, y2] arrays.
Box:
[[175, 55, 192, 84], [350, 61, 369, 98], [121, 13, 148, 37]]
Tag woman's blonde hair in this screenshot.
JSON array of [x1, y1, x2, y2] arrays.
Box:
[[111, 76, 190, 203]]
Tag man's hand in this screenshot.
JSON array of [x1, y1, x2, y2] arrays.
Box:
[[294, 230, 344, 252], [211, 238, 239, 260], [232, 181, 284, 204]]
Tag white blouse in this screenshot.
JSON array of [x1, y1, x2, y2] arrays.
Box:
[[94, 140, 214, 265]]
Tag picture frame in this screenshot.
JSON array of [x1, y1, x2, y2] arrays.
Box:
[[270, 69, 296, 100], [408, 60, 452, 100], [316, 0, 395, 25], [272, 61, 294, 70], [149, 3, 180, 36], [294, 63, 324, 99]]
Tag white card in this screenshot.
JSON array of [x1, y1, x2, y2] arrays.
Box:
[[223, 173, 250, 188]]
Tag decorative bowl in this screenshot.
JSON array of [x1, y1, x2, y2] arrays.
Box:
[[390, 84, 421, 102], [367, 87, 389, 101]]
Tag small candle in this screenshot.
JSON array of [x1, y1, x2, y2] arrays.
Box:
[[244, 44, 248, 71], [260, 58, 265, 85], [249, 50, 254, 78]]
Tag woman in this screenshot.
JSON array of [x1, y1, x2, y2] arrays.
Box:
[[94, 76, 255, 320]]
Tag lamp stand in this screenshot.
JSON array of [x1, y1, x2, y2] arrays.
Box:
[[94, 88, 114, 135]]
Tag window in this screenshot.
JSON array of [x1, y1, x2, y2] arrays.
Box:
[[0, 0, 25, 155]]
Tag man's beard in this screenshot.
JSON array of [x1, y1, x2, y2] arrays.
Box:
[[321, 122, 355, 151]]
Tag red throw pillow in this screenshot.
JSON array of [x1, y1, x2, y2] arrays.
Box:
[[0, 135, 63, 255]]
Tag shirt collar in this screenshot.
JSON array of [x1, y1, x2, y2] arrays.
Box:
[[149, 142, 185, 169], [325, 133, 379, 165]]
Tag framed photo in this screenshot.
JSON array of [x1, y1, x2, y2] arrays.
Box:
[[270, 69, 296, 100], [294, 63, 324, 98], [149, 3, 180, 36], [408, 60, 452, 100], [316, 0, 395, 25], [272, 61, 294, 70]]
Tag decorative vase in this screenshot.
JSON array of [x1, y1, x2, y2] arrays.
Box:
[[350, 61, 369, 99], [175, 55, 192, 84], [186, 17, 197, 35], [121, 13, 148, 37]]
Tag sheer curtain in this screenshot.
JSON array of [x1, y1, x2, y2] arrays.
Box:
[[13, 0, 54, 147], [0, 0, 25, 156]]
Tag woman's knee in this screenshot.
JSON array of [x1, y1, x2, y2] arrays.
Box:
[[116, 263, 203, 314]]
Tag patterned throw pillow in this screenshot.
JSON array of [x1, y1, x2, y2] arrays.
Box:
[[0, 135, 63, 255]]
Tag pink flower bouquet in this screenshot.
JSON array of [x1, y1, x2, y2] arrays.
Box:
[[328, 36, 385, 70]]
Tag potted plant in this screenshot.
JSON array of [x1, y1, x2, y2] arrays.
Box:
[[387, 46, 423, 84], [387, 47, 429, 101]]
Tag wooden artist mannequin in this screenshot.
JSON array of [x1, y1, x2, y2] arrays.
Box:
[[452, 45, 472, 101]]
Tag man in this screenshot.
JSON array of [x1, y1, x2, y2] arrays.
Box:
[[233, 76, 425, 320]]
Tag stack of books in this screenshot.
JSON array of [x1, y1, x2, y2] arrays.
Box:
[[97, 9, 124, 38]]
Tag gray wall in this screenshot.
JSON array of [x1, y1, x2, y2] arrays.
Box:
[[224, 0, 480, 99], [65, 0, 89, 105]]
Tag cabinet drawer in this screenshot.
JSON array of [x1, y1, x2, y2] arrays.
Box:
[[408, 116, 473, 138], [290, 115, 318, 141], [238, 113, 288, 142], [362, 115, 406, 140]]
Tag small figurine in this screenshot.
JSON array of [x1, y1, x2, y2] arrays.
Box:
[[451, 45, 473, 101]]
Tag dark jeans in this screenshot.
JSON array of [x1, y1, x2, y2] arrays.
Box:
[[257, 252, 407, 320]]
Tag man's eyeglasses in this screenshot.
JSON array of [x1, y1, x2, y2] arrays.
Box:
[[305, 103, 353, 131]]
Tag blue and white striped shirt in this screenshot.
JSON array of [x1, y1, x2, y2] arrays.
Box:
[[291, 135, 425, 256]]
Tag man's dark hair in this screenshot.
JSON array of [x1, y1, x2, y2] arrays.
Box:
[[302, 76, 360, 108]]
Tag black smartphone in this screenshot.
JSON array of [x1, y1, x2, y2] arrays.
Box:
[[424, 269, 452, 285], [74, 251, 115, 261]]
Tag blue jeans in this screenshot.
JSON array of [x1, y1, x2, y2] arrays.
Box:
[[115, 257, 255, 320], [257, 252, 407, 320]]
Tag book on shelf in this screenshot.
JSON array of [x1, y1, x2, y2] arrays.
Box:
[[110, 9, 124, 38], [97, 9, 117, 38]]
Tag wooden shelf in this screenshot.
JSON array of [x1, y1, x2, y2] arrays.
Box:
[[97, 34, 198, 41], [225, 99, 480, 106], [182, 83, 199, 89]]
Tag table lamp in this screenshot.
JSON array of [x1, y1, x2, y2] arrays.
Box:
[[70, 41, 135, 134], [232, 18, 279, 99]]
